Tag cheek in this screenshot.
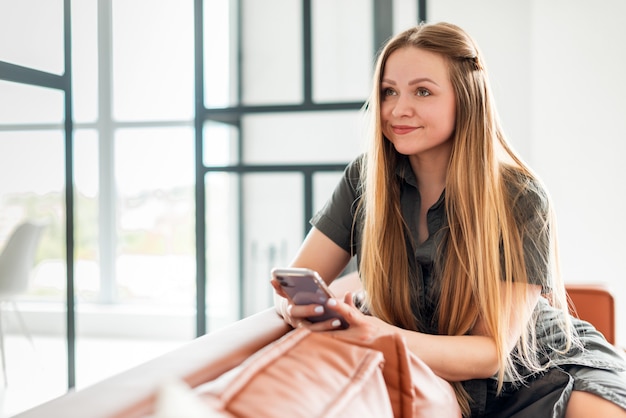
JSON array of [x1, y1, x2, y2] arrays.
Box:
[[379, 103, 393, 131], [380, 102, 392, 121], [445, 109, 456, 133], [440, 101, 457, 133]]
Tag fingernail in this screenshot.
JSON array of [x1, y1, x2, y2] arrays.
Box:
[[314, 305, 324, 314], [331, 319, 341, 327], [327, 299, 337, 306]]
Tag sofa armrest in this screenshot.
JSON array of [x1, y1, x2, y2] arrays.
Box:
[[15, 308, 291, 418]]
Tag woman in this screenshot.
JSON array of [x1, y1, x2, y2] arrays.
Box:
[[271, 22, 626, 417]]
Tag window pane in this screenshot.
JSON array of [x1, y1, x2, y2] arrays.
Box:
[[0, 80, 64, 124], [74, 129, 100, 303], [72, 0, 99, 123], [205, 172, 240, 330], [0, 130, 68, 413], [112, 0, 194, 121], [203, 121, 239, 166], [204, 0, 237, 108], [312, 0, 373, 102], [0, 0, 64, 74], [242, 111, 364, 164], [313, 171, 343, 213], [393, 0, 419, 33], [241, 0, 302, 105], [114, 127, 195, 311], [242, 173, 304, 316], [0, 130, 65, 301]]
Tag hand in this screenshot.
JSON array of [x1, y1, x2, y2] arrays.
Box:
[[270, 278, 331, 328], [311, 292, 396, 344]]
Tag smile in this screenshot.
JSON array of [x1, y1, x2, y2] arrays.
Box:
[[391, 125, 420, 135]]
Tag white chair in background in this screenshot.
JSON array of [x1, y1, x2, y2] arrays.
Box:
[[0, 221, 46, 385]]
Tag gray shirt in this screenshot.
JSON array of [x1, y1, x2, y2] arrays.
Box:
[[312, 154, 550, 333], [311, 154, 626, 415]]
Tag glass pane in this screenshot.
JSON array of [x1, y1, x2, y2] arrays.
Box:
[[115, 127, 195, 311], [0, 130, 68, 415], [204, 0, 237, 108], [203, 121, 239, 166], [0, 80, 64, 124], [205, 172, 240, 330], [241, 0, 302, 105], [112, 0, 194, 121], [0, 0, 65, 74], [0, 131, 65, 300], [72, 0, 99, 123], [313, 171, 344, 213], [393, 0, 419, 33], [73, 128, 192, 390], [242, 173, 304, 316], [312, 0, 373, 102], [242, 111, 364, 164], [74, 129, 100, 304]]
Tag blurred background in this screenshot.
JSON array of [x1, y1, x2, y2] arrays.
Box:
[[1, 0, 625, 415]]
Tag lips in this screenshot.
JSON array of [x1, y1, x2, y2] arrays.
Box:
[[391, 125, 420, 135]]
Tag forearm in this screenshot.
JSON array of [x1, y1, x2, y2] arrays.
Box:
[[394, 285, 541, 381], [396, 327, 500, 382], [321, 284, 540, 382], [333, 308, 501, 382]]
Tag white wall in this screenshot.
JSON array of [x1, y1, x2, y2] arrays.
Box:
[[530, 0, 626, 344], [430, 0, 532, 157], [431, 0, 626, 345]]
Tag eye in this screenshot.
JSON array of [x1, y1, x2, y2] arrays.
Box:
[[416, 88, 431, 97], [381, 87, 397, 97]]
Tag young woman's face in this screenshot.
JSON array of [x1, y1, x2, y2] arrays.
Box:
[[380, 47, 456, 159]]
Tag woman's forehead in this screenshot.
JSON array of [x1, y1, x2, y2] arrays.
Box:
[[382, 47, 450, 83]]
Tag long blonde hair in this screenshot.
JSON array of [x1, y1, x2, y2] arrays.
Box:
[[358, 22, 572, 415]]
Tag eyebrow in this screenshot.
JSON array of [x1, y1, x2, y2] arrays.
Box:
[[381, 77, 440, 87]]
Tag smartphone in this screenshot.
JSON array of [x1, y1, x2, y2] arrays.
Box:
[[271, 267, 349, 329]]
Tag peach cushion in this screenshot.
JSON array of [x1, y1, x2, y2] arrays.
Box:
[[350, 332, 461, 417], [194, 327, 461, 417]]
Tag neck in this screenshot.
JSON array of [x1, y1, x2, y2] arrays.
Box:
[[408, 147, 450, 200]]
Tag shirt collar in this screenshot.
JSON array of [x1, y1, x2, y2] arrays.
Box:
[[395, 155, 446, 209], [395, 155, 418, 187]]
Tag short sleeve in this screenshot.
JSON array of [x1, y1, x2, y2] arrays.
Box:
[[508, 174, 553, 292], [310, 155, 364, 254]]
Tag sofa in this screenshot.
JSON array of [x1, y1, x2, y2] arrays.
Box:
[[14, 283, 617, 418], [15, 308, 292, 418]]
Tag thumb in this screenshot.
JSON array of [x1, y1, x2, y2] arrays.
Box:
[[343, 291, 355, 307]]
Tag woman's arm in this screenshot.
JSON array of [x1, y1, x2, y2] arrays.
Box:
[[289, 227, 352, 285], [324, 283, 542, 382], [271, 227, 352, 325]]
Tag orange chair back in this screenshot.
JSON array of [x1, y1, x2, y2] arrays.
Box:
[[565, 284, 615, 345]]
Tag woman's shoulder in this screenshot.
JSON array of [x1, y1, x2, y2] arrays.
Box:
[[343, 153, 366, 188], [501, 165, 550, 215], [346, 153, 366, 172]]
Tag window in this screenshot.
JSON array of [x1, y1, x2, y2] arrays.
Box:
[[1, 1, 416, 413]]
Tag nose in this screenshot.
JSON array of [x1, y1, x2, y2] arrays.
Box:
[[391, 94, 414, 118]]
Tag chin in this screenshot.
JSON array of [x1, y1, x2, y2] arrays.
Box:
[[390, 141, 419, 156]]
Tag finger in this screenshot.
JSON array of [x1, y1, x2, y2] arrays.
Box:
[[305, 318, 345, 332], [342, 291, 355, 307], [286, 306, 305, 329], [289, 303, 326, 319], [325, 298, 359, 323], [270, 279, 289, 299]]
